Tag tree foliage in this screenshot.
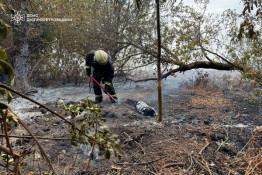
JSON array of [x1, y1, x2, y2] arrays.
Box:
[[0, 0, 261, 86], [0, 5, 120, 174]]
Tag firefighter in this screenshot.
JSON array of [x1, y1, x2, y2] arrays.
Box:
[[86, 50, 118, 103]]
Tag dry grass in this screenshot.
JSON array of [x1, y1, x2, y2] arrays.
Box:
[[179, 71, 262, 175], [230, 130, 262, 175], [183, 88, 229, 107]]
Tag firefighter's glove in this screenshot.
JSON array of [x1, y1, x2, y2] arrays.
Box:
[[86, 68, 91, 76]]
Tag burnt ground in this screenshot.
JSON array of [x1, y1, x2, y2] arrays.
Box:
[[4, 83, 262, 175]]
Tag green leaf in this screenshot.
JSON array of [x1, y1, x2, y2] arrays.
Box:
[[0, 59, 15, 86], [115, 144, 120, 149], [8, 158, 14, 163], [0, 102, 8, 109], [10, 78, 14, 87], [0, 47, 7, 60], [105, 149, 110, 159], [7, 91, 12, 103], [0, 88, 7, 97], [0, 19, 10, 43], [7, 114, 19, 126]]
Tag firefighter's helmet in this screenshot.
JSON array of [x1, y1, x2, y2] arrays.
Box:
[[94, 50, 108, 65]]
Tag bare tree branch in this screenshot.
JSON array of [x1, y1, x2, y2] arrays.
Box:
[[126, 61, 243, 82], [203, 48, 235, 66], [161, 61, 242, 79]]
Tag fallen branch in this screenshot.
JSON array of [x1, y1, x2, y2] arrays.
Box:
[[14, 113, 56, 175], [199, 142, 210, 155], [125, 61, 241, 82]]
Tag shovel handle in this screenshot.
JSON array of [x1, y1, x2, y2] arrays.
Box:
[[90, 75, 116, 102]]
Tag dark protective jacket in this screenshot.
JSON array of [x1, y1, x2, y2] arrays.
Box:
[[85, 50, 114, 76], [85, 50, 117, 99]]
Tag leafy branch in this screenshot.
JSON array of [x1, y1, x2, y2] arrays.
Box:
[[58, 99, 121, 161]]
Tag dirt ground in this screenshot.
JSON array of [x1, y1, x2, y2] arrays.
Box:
[[4, 79, 262, 175]]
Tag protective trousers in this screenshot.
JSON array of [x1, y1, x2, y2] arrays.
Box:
[[93, 70, 117, 100]]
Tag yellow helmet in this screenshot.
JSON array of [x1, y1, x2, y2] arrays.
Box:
[[94, 50, 108, 65]]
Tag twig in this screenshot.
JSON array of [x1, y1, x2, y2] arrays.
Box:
[[71, 153, 79, 174], [0, 134, 72, 140], [203, 48, 235, 67], [2, 110, 21, 175], [199, 142, 210, 155], [19, 143, 36, 167], [161, 162, 184, 169], [236, 135, 253, 156], [28, 57, 45, 80], [0, 162, 13, 172], [37, 158, 42, 174], [115, 156, 166, 166], [3, 110, 14, 157], [14, 113, 56, 175], [148, 171, 159, 175], [123, 132, 160, 173], [85, 113, 98, 174], [192, 155, 216, 175], [14, 156, 20, 175], [0, 145, 19, 157], [201, 156, 213, 175], [185, 152, 194, 173]]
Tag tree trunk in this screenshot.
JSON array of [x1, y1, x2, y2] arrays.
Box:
[[13, 3, 30, 92], [156, 0, 162, 122]]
